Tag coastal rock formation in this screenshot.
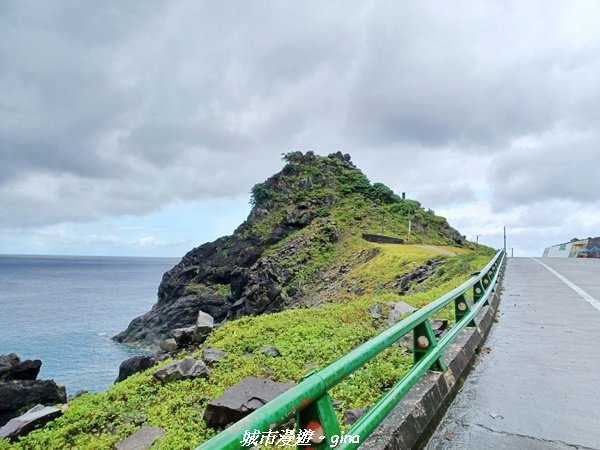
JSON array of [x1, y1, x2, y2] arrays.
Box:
[[113, 152, 467, 350], [0, 354, 41, 382], [0, 354, 66, 427]]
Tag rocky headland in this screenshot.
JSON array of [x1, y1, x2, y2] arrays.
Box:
[[2, 151, 491, 449], [113, 151, 465, 352]]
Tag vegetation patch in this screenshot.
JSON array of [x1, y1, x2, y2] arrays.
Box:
[[2, 245, 494, 450]]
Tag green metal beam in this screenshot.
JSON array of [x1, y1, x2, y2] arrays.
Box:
[[195, 250, 505, 450]]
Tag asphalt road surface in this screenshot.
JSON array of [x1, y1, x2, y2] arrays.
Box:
[[426, 257, 600, 450]]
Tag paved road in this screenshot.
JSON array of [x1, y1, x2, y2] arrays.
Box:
[[426, 257, 600, 450]]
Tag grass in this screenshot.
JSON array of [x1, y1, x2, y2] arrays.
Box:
[[1, 244, 495, 450]]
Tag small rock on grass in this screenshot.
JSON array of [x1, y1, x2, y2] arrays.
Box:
[[202, 347, 227, 364], [259, 345, 281, 357], [153, 357, 210, 383], [204, 377, 294, 428], [113, 426, 165, 450]]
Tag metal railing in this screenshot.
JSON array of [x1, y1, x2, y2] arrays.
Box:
[[196, 250, 505, 450]]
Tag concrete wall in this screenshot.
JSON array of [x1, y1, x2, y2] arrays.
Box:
[[544, 242, 573, 258], [362, 234, 405, 245]]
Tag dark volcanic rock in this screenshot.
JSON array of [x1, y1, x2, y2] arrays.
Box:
[[202, 348, 227, 364], [0, 354, 19, 376], [0, 354, 41, 382], [115, 356, 156, 383], [113, 234, 264, 349], [171, 326, 196, 348], [344, 408, 367, 425], [113, 426, 165, 450], [204, 377, 294, 429], [0, 405, 61, 441], [0, 380, 66, 427], [113, 293, 224, 350], [392, 258, 444, 295], [152, 357, 210, 384]]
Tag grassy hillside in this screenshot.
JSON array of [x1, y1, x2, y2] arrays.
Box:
[[2, 246, 494, 449], [1, 152, 496, 449]]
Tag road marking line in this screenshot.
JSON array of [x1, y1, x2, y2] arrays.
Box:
[[531, 258, 600, 313]]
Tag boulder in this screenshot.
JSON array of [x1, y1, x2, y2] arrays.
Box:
[[388, 302, 416, 326], [204, 377, 294, 429], [159, 339, 178, 353], [171, 326, 197, 348], [113, 426, 165, 450], [0, 380, 66, 427], [152, 357, 209, 384], [0, 354, 41, 382], [0, 405, 61, 441], [202, 348, 227, 364], [115, 356, 156, 383], [196, 311, 215, 340]]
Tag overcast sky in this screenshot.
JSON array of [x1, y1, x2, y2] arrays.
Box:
[[2, 1, 600, 257]]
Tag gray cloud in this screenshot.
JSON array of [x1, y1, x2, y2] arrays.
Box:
[[2, 0, 600, 256], [490, 132, 600, 211]]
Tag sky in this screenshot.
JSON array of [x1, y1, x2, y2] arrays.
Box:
[[2, 1, 600, 257]]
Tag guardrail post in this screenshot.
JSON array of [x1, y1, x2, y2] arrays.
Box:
[[296, 393, 341, 449], [454, 294, 476, 327], [473, 279, 485, 303], [413, 320, 447, 371]]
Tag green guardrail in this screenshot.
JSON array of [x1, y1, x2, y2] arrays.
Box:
[[197, 250, 505, 450]]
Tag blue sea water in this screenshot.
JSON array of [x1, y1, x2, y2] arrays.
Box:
[[0, 255, 179, 395]]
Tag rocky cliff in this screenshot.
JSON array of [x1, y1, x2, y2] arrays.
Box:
[[113, 152, 466, 349]]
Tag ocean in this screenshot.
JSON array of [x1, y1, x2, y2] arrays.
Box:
[[0, 254, 179, 395]]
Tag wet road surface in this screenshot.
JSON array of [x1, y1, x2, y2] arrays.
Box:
[[426, 257, 600, 450]]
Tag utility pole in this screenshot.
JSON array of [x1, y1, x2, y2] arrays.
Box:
[[407, 218, 412, 244], [503, 226, 507, 252]]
